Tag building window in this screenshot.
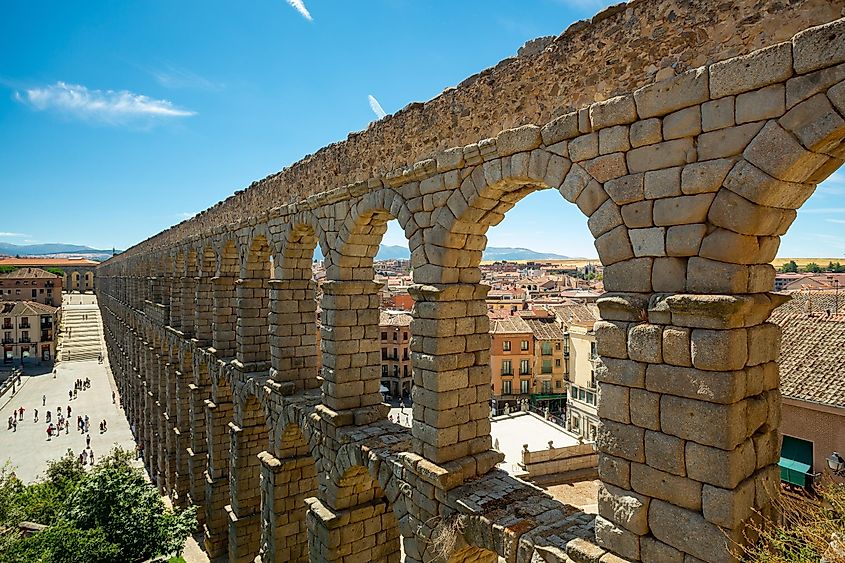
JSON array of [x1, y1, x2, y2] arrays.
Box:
[[381, 348, 387, 360], [502, 379, 512, 394], [520, 340, 529, 351], [393, 348, 398, 360], [403, 332, 408, 340], [590, 341, 598, 359], [519, 359, 530, 375], [501, 360, 512, 376], [542, 359, 552, 374], [381, 332, 387, 340], [503, 340, 511, 352], [32, 289, 37, 297], [520, 379, 530, 394], [541, 342, 552, 355], [586, 391, 595, 405], [541, 380, 552, 394], [555, 358, 561, 367], [555, 379, 562, 388], [382, 365, 388, 377], [393, 331, 398, 341], [555, 342, 561, 350]]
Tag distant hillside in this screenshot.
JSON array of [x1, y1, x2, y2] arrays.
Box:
[[0, 242, 120, 262], [312, 245, 570, 261]]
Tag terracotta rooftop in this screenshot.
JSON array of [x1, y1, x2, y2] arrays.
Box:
[[490, 316, 533, 335], [379, 310, 412, 327], [525, 318, 566, 341], [549, 301, 599, 328], [769, 305, 845, 409], [0, 267, 61, 279], [0, 300, 59, 316]]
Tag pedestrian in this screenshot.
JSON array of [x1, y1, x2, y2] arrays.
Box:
[[12, 419, 16, 432], [81, 450, 87, 465], [112, 391, 115, 404], [73, 389, 77, 399], [88, 449, 94, 465], [86, 433, 90, 447], [78, 416, 82, 431], [47, 426, 51, 440], [65, 421, 69, 435], [34, 408, 38, 423], [7, 416, 13, 430], [46, 410, 51, 423], [18, 407, 24, 421], [103, 419, 107, 432], [68, 390, 72, 401], [42, 394, 46, 406], [67, 405, 71, 418]]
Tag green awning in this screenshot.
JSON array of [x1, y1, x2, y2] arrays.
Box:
[[779, 457, 812, 487]]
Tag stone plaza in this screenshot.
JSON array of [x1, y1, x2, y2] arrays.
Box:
[[95, 1, 845, 561]]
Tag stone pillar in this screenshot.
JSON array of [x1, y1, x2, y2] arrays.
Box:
[[407, 284, 501, 471], [204, 392, 233, 558], [268, 279, 320, 392], [187, 380, 209, 525], [257, 449, 317, 563], [593, 293, 784, 562], [180, 276, 196, 338], [319, 280, 385, 421], [195, 275, 213, 347], [305, 497, 401, 563], [172, 367, 192, 507], [226, 407, 266, 562], [235, 277, 270, 372], [212, 276, 237, 358]]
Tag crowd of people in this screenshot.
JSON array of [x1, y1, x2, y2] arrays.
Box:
[[5, 373, 115, 468]]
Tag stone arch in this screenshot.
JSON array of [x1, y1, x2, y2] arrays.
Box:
[[274, 211, 327, 280]]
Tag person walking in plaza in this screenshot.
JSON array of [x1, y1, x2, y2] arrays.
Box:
[[68, 390, 72, 401], [34, 408, 38, 423], [46, 410, 51, 423], [46, 425, 51, 441], [8, 416, 13, 430], [112, 391, 115, 404], [42, 394, 46, 406], [12, 418, 16, 432], [18, 407, 24, 421], [67, 405, 71, 418]]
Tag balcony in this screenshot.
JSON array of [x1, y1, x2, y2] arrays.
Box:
[[20, 337, 31, 343], [2, 338, 12, 345], [20, 323, 30, 330]]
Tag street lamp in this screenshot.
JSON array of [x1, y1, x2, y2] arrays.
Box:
[[827, 452, 845, 476]]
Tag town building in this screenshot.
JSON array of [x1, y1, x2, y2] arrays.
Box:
[[1, 301, 59, 364], [551, 301, 600, 440], [490, 316, 535, 412], [379, 310, 412, 399], [770, 294, 845, 487], [524, 313, 568, 414], [0, 257, 98, 292], [0, 267, 63, 308]]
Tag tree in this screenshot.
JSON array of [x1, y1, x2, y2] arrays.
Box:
[[780, 260, 798, 273], [0, 447, 196, 562], [804, 262, 822, 273]]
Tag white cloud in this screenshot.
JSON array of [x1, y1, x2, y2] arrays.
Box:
[[800, 207, 845, 214], [0, 232, 29, 237], [286, 0, 313, 21], [368, 94, 387, 119], [826, 219, 845, 224], [15, 81, 196, 124]]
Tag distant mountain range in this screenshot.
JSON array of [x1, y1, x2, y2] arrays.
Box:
[[374, 245, 571, 261], [0, 242, 119, 262], [1, 241, 568, 264]]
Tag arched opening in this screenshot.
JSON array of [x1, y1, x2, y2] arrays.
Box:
[[236, 234, 271, 371], [270, 220, 324, 392], [71, 271, 80, 292], [321, 198, 410, 418], [227, 390, 270, 561], [212, 239, 239, 359]]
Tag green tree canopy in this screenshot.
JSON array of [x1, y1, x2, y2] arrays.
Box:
[[780, 260, 798, 273]]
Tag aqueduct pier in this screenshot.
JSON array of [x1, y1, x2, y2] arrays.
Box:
[[96, 1, 845, 561]]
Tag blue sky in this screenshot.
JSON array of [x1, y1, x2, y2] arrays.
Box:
[[0, 1, 843, 259]]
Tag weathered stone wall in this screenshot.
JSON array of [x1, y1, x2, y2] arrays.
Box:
[[108, 0, 843, 258]]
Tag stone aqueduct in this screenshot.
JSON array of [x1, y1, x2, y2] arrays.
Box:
[[96, 2, 845, 561]]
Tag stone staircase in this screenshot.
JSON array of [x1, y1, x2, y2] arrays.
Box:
[[60, 305, 103, 362]]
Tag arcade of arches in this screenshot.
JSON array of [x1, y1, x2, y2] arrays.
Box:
[[96, 4, 845, 562]]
